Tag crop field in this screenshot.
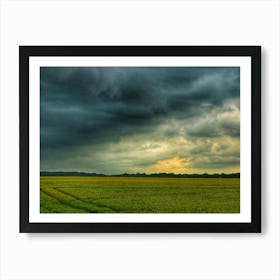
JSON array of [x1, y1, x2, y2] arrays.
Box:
[[40, 176, 240, 213]]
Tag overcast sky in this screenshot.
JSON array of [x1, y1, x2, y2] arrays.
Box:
[[40, 66, 240, 174]]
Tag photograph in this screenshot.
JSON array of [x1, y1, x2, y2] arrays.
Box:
[[19, 46, 261, 232], [2, 1, 277, 279], [40, 66, 241, 214]]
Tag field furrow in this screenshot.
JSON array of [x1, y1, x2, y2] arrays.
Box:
[[41, 186, 115, 213]]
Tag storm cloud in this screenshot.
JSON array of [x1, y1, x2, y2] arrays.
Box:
[[40, 67, 240, 174]]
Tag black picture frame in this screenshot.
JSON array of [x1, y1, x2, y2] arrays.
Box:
[[20, 46, 261, 233]]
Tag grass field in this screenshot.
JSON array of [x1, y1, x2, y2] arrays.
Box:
[[40, 176, 240, 213]]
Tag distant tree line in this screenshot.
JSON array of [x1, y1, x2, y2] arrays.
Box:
[[41, 171, 240, 178]]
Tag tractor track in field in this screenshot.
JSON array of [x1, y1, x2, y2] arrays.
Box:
[[53, 187, 120, 213], [40, 188, 90, 213], [41, 187, 112, 213], [41, 186, 118, 213]]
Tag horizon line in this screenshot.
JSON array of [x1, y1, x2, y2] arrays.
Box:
[[40, 171, 240, 176]]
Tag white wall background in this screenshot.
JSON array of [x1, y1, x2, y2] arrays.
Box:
[[0, 0, 279, 279]]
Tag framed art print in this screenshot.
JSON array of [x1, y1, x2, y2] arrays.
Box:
[[19, 46, 261, 233]]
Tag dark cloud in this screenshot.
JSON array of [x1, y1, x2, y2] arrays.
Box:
[[40, 67, 240, 172]]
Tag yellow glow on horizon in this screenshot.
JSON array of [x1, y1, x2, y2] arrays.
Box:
[[147, 156, 193, 174]]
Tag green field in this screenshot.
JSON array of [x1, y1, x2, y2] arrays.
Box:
[[40, 176, 240, 213]]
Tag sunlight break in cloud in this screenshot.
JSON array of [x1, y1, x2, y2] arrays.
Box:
[[147, 157, 193, 174]]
